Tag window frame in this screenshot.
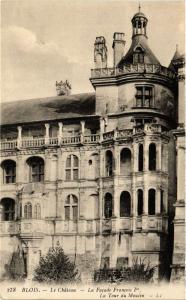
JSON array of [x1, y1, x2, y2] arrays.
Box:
[[65, 155, 79, 181], [135, 85, 154, 108], [2, 160, 16, 184], [64, 194, 78, 221]]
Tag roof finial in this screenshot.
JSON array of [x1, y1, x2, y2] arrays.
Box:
[[176, 44, 179, 52], [139, 2, 141, 12]]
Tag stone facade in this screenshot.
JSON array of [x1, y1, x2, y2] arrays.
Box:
[[0, 9, 185, 282]]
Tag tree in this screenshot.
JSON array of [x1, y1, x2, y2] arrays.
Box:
[[33, 246, 79, 283]]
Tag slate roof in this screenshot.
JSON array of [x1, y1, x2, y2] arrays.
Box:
[[1, 93, 96, 126], [117, 35, 161, 67]]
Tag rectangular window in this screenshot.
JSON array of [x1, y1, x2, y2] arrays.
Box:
[[73, 169, 79, 180], [72, 206, 78, 221], [135, 86, 153, 108], [66, 169, 71, 180], [65, 206, 70, 220]]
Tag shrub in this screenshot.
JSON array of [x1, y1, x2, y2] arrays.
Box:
[[33, 246, 79, 283], [4, 247, 26, 281], [94, 257, 156, 283]]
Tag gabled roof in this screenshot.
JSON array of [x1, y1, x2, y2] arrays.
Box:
[[1, 93, 96, 126], [117, 35, 161, 67]]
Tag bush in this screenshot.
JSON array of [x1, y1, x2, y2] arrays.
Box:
[[94, 257, 156, 283], [4, 247, 26, 281], [33, 246, 79, 283]]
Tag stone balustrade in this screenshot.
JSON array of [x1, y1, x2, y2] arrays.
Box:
[[0, 129, 133, 151], [0, 215, 168, 236], [91, 63, 176, 79]]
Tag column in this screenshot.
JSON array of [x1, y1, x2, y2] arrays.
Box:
[[100, 118, 105, 142], [132, 187, 137, 231], [157, 142, 162, 171], [45, 123, 50, 145], [133, 142, 138, 172], [45, 152, 51, 181], [144, 137, 149, 171], [58, 122, 63, 144], [142, 186, 149, 230], [141, 20, 144, 34], [17, 126, 22, 148], [156, 187, 161, 214], [80, 121, 85, 143]]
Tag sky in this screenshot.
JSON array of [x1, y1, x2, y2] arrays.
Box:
[[1, 0, 185, 102]]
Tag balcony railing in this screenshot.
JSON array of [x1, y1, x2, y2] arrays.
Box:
[[1, 125, 167, 151], [91, 63, 176, 79], [0, 129, 133, 150]]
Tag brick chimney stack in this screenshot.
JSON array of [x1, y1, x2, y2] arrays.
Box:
[[112, 32, 125, 67]]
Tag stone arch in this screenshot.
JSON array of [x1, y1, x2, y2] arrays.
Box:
[[1, 159, 16, 184], [137, 189, 143, 216], [148, 188, 156, 215], [104, 193, 113, 219], [149, 143, 156, 171], [0, 198, 15, 221], [26, 156, 44, 182], [138, 144, 144, 171], [120, 148, 132, 175], [105, 150, 113, 177], [120, 191, 131, 217]]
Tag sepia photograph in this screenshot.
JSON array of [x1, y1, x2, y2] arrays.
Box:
[[0, 0, 185, 299]]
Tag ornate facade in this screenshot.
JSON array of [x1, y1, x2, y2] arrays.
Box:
[[0, 9, 185, 282]]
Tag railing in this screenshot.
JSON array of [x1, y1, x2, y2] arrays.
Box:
[[0, 140, 17, 150], [0, 221, 16, 235], [117, 129, 133, 139], [21, 138, 45, 148], [103, 131, 114, 141], [91, 63, 176, 79], [134, 123, 165, 135], [102, 219, 112, 232], [0, 125, 165, 151], [49, 137, 58, 145], [84, 134, 100, 143], [61, 136, 81, 144]]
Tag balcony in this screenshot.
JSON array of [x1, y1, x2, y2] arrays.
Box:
[[0, 129, 133, 151], [135, 215, 168, 232], [91, 63, 176, 80], [0, 221, 17, 235], [133, 123, 168, 135]]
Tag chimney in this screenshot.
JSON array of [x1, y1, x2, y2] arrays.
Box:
[[112, 32, 125, 67], [56, 80, 71, 96], [94, 36, 107, 69]]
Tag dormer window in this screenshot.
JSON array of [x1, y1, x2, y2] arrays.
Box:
[[135, 85, 154, 108], [133, 47, 144, 64]]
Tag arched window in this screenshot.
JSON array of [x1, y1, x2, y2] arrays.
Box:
[[34, 203, 41, 219], [104, 193, 113, 218], [65, 155, 79, 180], [137, 189, 143, 216], [1, 160, 16, 184], [138, 144, 143, 171], [149, 143, 156, 171], [65, 195, 78, 221], [120, 148, 132, 175], [24, 202, 32, 219], [27, 157, 44, 182], [133, 47, 144, 64], [148, 189, 156, 215], [0, 198, 15, 221], [105, 151, 113, 177], [120, 191, 131, 217]]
